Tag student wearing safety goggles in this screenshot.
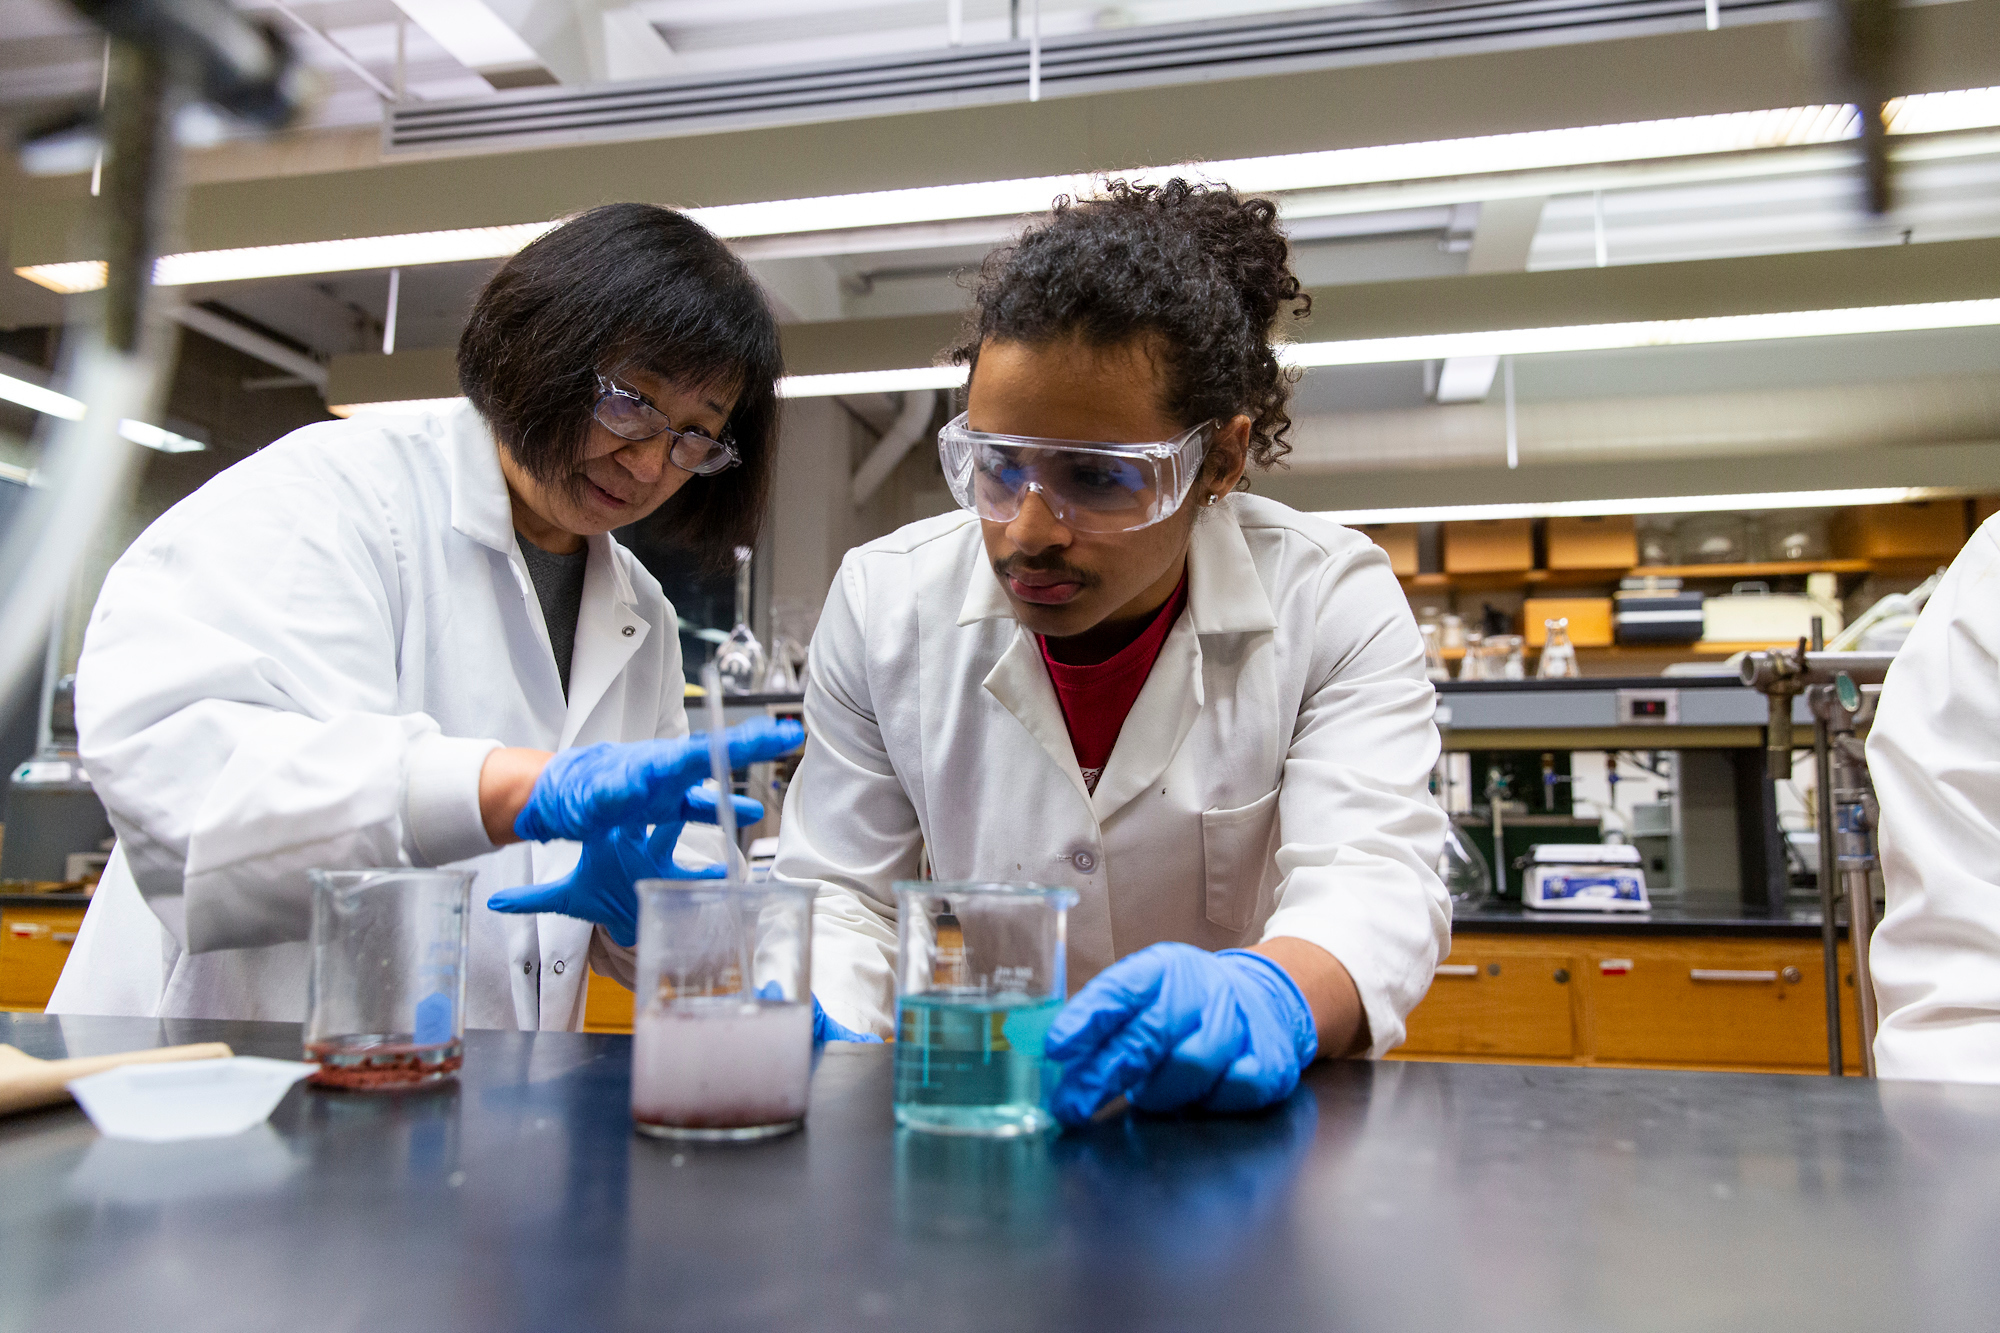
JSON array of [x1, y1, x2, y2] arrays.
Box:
[[775, 179, 1450, 1122]]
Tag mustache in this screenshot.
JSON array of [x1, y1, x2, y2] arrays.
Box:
[[992, 553, 1095, 587]]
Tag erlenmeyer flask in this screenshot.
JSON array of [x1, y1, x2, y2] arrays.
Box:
[[1438, 823, 1492, 907], [714, 546, 766, 695], [1537, 617, 1579, 679]]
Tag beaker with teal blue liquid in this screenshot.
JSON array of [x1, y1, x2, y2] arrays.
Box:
[[892, 882, 1077, 1136]]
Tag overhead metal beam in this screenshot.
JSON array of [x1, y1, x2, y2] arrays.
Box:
[[321, 236, 2000, 405], [12, 0, 2000, 266], [1252, 438, 2000, 515]]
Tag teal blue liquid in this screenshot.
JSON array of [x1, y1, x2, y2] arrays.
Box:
[[893, 994, 1062, 1136]]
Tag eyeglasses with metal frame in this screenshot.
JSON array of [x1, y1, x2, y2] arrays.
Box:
[[591, 374, 739, 476]]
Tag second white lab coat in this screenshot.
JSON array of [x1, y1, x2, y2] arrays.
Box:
[[1868, 512, 2000, 1081], [49, 401, 706, 1030], [775, 495, 1451, 1053]]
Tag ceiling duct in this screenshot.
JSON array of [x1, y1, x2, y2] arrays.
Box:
[[385, 0, 1810, 155]]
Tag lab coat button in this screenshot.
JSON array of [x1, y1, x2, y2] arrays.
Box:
[[552, 960, 566, 975], [522, 961, 534, 975], [622, 625, 635, 637], [1071, 850, 1097, 873]]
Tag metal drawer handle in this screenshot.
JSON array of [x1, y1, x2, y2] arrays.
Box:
[[1689, 969, 1779, 983], [1434, 964, 1479, 977], [52, 932, 77, 944]]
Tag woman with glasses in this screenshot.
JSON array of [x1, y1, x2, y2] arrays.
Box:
[[50, 203, 821, 1034], [777, 179, 1450, 1119]]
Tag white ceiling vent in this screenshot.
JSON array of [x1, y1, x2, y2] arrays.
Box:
[[384, 0, 1811, 155]]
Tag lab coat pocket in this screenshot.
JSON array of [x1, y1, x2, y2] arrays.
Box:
[[1201, 788, 1282, 933]]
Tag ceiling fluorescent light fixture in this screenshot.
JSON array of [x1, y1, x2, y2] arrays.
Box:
[[118, 419, 205, 453], [17, 88, 1998, 293], [1282, 299, 2000, 368], [2, 371, 215, 450], [326, 397, 468, 418], [1, 371, 86, 419], [776, 366, 968, 399], [1317, 487, 1955, 526]]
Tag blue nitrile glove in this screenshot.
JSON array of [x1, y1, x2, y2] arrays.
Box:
[[756, 984, 882, 1044], [1044, 943, 1319, 1126], [487, 785, 763, 947], [512, 717, 804, 844], [813, 997, 882, 1045]]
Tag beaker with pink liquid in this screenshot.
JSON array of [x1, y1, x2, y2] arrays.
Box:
[[630, 879, 815, 1141]]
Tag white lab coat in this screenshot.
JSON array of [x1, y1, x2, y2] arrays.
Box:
[[1867, 512, 2000, 1082], [49, 401, 703, 1030], [776, 494, 1450, 1053]]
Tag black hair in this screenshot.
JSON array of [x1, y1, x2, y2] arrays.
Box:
[[458, 202, 781, 570], [952, 177, 1308, 473]]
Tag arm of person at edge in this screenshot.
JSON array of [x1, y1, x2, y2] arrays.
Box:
[[1045, 538, 1451, 1125]]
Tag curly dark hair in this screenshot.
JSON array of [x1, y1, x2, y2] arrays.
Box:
[[951, 177, 1309, 473], [458, 203, 782, 572]]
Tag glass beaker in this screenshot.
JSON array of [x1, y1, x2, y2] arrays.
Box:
[[1457, 630, 1485, 680], [1418, 621, 1450, 683], [893, 882, 1078, 1137], [305, 869, 472, 1090], [630, 879, 814, 1141]]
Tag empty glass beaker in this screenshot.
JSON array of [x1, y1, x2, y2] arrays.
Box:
[[893, 882, 1078, 1137], [631, 879, 815, 1141], [305, 869, 472, 1090]]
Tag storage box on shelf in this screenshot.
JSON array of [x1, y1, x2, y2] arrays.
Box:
[[1523, 598, 1613, 647], [1443, 519, 1534, 574], [1546, 515, 1638, 570], [1833, 501, 1967, 559], [1391, 933, 1864, 1073], [1357, 523, 1420, 577]]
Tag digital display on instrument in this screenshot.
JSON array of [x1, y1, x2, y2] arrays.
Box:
[[1615, 689, 1680, 724]]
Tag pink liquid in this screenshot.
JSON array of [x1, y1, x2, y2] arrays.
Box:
[[631, 1000, 813, 1133]]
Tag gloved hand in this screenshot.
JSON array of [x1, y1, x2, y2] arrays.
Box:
[[487, 784, 761, 947], [1044, 943, 1318, 1126], [813, 997, 881, 1045], [513, 717, 804, 844]]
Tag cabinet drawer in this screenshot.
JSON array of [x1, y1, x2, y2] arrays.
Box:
[[1589, 939, 1829, 1068], [1401, 952, 1579, 1058], [583, 969, 635, 1033], [0, 907, 86, 1010]]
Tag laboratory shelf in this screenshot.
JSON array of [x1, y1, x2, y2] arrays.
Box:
[[1400, 557, 1939, 593], [1435, 675, 1802, 741]]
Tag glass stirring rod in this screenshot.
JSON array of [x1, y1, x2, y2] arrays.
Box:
[[701, 662, 747, 881]]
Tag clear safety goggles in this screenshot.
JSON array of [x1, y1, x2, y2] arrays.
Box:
[[937, 413, 1210, 534]]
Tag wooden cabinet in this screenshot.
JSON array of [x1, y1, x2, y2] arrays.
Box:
[[1391, 932, 1864, 1074], [584, 969, 636, 1033], [1, 905, 86, 1011]]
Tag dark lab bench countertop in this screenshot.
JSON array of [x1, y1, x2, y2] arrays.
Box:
[[1453, 900, 1833, 937], [5, 1014, 1998, 1333], [0, 893, 91, 909]]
